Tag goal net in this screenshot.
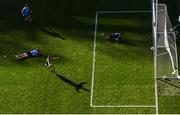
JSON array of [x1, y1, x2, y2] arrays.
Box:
[[153, 3, 179, 79]]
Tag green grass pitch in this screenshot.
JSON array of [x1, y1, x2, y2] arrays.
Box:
[[0, 0, 180, 114], [92, 12, 155, 107]]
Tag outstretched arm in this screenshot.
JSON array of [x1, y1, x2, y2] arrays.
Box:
[[21, 9, 24, 16], [51, 56, 60, 60]]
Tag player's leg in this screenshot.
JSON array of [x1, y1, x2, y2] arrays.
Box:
[[27, 15, 32, 23], [24, 17, 28, 23], [21, 53, 29, 59], [115, 38, 120, 41], [45, 55, 53, 67], [16, 53, 29, 60], [99, 33, 109, 40], [45, 55, 56, 72]]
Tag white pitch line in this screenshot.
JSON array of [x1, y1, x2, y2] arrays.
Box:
[[156, 77, 177, 79], [92, 105, 156, 108], [154, 76, 159, 115], [90, 12, 98, 107], [97, 10, 152, 14]]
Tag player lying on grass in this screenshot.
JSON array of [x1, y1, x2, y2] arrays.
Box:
[[16, 49, 43, 60], [100, 32, 124, 41], [16, 49, 59, 61], [21, 4, 32, 24]]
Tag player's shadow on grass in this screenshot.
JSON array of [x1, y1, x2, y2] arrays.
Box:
[[111, 39, 137, 46], [157, 78, 180, 89], [54, 73, 90, 92], [40, 27, 65, 40]]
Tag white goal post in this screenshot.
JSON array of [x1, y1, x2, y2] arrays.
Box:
[[152, 1, 179, 79]]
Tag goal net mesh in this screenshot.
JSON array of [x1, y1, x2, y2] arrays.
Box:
[[156, 4, 178, 78]]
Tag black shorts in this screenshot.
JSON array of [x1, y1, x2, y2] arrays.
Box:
[[24, 14, 30, 17], [26, 51, 32, 57]]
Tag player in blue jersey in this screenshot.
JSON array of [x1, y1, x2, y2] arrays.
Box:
[[16, 49, 43, 60], [100, 32, 124, 41], [16, 49, 60, 72], [16, 49, 60, 64], [108, 32, 124, 41], [21, 4, 32, 23]]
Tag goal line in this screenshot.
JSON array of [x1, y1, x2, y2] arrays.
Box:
[[92, 105, 156, 108], [97, 10, 151, 14]]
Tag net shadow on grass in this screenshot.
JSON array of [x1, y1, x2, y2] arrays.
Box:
[[40, 27, 65, 40], [96, 41, 142, 61], [97, 37, 138, 51], [106, 39, 137, 47], [157, 78, 180, 89], [53, 72, 90, 92], [157, 78, 180, 96]]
